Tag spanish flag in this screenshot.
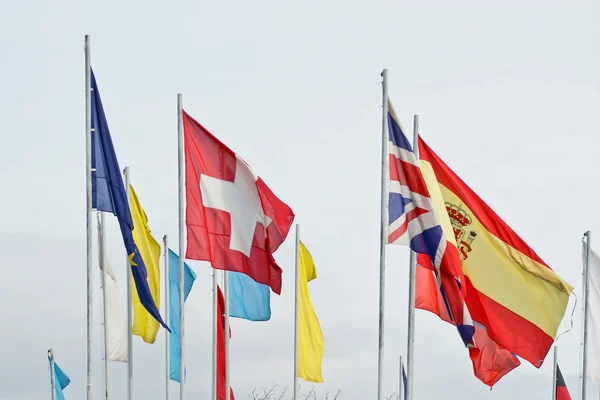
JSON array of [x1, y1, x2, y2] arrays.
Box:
[[417, 137, 573, 367], [129, 185, 161, 344]]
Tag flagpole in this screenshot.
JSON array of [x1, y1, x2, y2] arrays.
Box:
[[377, 68, 389, 400], [405, 115, 419, 400], [48, 349, 57, 400], [164, 235, 170, 400], [583, 230, 592, 400], [124, 166, 133, 400], [100, 212, 110, 400], [579, 267, 584, 399], [177, 92, 185, 400], [399, 356, 403, 400], [552, 346, 557, 400], [84, 33, 94, 400], [224, 270, 231, 400], [293, 224, 300, 400], [212, 269, 217, 400]]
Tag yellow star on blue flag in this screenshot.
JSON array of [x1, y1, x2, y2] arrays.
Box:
[[128, 253, 137, 267]]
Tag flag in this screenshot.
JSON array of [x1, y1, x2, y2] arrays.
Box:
[[217, 286, 235, 400], [97, 214, 128, 362], [168, 249, 197, 383], [48, 357, 70, 400], [555, 364, 572, 400], [183, 110, 294, 294], [415, 264, 520, 386], [468, 322, 520, 387], [229, 271, 271, 321], [103, 261, 129, 361], [129, 184, 161, 343], [417, 136, 573, 367], [582, 242, 600, 380], [297, 241, 324, 383], [386, 100, 474, 346], [90, 69, 167, 330], [401, 361, 407, 400]]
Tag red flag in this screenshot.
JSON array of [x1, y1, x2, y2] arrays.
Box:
[[183, 111, 295, 294], [416, 265, 520, 387], [468, 324, 520, 387], [555, 365, 572, 400], [217, 286, 235, 400]]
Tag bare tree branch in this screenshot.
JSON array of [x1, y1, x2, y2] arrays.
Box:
[[248, 384, 342, 400]]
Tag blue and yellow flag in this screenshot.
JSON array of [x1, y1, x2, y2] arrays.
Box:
[[91, 69, 168, 330], [129, 185, 161, 343]]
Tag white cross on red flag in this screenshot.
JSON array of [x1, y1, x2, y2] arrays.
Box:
[[183, 110, 295, 294]]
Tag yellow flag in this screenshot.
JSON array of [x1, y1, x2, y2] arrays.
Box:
[[129, 185, 161, 344], [298, 241, 324, 382]]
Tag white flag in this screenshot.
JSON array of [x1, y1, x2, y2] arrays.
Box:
[[98, 215, 129, 362], [584, 242, 600, 380], [103, 261, 129, 362]]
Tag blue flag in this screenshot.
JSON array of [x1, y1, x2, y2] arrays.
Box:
[[229, 271, 271, 321], [48, 357, 70, 400], [168, 249, 197, 382], [90, 69, 168, 330]]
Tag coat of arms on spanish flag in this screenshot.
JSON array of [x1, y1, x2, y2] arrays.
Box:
[[416, 136, 573, 368]]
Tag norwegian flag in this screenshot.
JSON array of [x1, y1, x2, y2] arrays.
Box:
[[183, 110, 295, 295], [386, 99, 475, 346]]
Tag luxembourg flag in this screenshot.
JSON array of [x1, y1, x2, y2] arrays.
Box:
[[386, 99, 475, 347]]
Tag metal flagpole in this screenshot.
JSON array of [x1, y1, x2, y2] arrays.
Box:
[[48, 349, 57, 400], [579, 238, 587, 400], [212, 269, 217, 400], [293, 224, 300, 400], [84, 33, 94, 400], [552, 346, 557, 400], [583, 230, 592, 400], [399, 356, 403, 400], [177, 93, 185, 400], [164, 235, 170, 400], [224, 271, 231, 400], [377, 68, 389, 400], [405, 115, 419, 400], [124, 166, 133, 400], [100, 212, 110, 400]]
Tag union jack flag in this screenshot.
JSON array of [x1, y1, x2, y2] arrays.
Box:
[[386, 99, 475, 347]]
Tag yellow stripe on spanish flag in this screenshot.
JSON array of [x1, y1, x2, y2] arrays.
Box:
[[418, 137, 572, 367], [129, 185, 161, 344]]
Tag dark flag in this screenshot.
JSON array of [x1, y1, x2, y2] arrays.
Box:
[[555, 365, 572, 400], [91, 69, 168, 330], [401, 362, 407, 400]]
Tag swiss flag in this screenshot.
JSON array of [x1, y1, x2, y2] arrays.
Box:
[[183, 110, 295, 294]]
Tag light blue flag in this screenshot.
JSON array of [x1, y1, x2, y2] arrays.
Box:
[[168, 249, 197, 383], [48, 357, 70, 400], [229, 271, 271, 321]]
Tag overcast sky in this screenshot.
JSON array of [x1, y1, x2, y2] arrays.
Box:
[[0, 0, 599, 399]]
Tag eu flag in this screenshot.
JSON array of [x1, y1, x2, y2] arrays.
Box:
[[91, 69, 168, 330]]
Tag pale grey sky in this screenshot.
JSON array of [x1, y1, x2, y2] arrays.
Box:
[[0, 0, 598, 399]]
